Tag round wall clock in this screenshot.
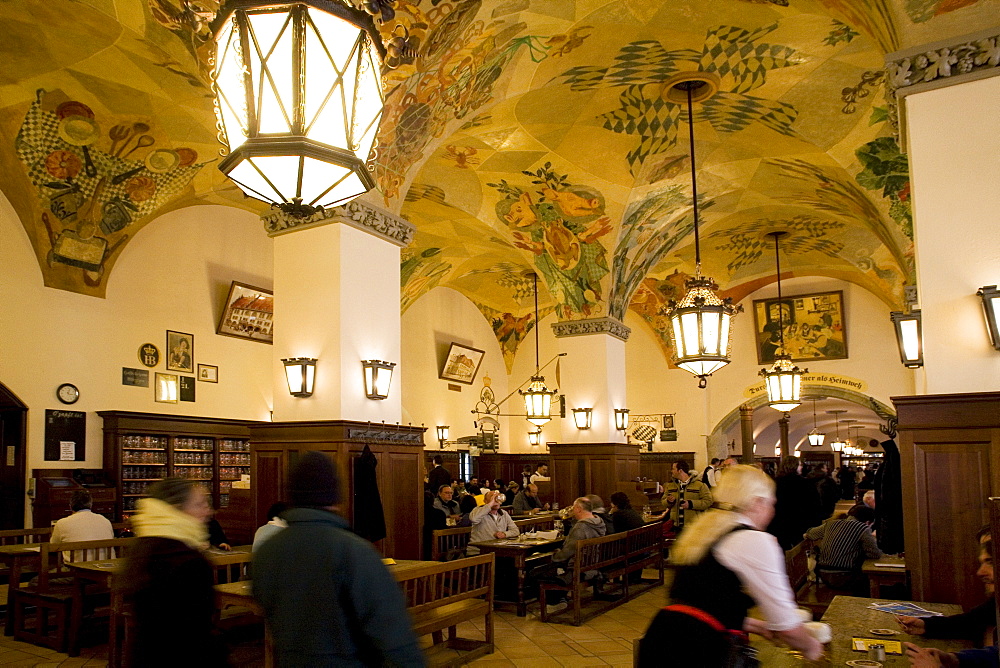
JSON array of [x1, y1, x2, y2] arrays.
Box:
[[57, 383, 80, 405]]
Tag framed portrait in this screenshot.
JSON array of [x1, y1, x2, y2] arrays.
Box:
[[154, 373, 179, 403], [753, 290, 847, 364], [662, 415, 674, 429], [165, 331, 194, 373], [217, 281, 274, 344], [197, 364, 218, 383], [439, 343, 485, 385]]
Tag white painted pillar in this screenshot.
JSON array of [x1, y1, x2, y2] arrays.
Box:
[[267, 202, 413, 422], [551, 318, 629, 444]]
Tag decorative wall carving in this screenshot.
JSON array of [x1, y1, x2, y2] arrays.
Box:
[[551, 317, 631, 341], [886, 32, 1000, 91], [261, 199, 415, 247], [346, 426, 424, 444]]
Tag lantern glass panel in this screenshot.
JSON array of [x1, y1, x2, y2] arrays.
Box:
[[702, 310, 721, 355], [680, 312, 700, 356], [246, 11, 295, 135], [374, 366, 392, 397], [899, 318, 920, 363]]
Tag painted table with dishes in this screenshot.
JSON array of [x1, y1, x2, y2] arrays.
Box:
[[471, 534, 563, 616]]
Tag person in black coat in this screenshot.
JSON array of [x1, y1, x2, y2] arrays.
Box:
[[116, 478, 228, 667], [609, 492, 645, 533], [767, 457, 825, 550], [426, 455, 451, 494], [807, 463, 840, 518]]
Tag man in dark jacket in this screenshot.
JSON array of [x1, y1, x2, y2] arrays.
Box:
[[254, 452, 425, 667], [808, 463, 841, 519], [426, 454, 451, 494]]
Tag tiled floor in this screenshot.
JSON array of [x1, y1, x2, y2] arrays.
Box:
[[0, 579, 666, 667]]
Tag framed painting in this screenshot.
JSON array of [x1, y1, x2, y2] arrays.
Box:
[[752, 290, 847, 364], [197, 364, 218, 383], [217, 281, 274, 344], [154, 373, 179, 403], [165, 331, 194, 373], [440, 343, 485, 385]]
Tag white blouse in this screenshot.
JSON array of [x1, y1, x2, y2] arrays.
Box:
[[712, 518, 802, 631]]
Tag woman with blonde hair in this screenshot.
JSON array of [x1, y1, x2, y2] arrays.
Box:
[[637, 465, 821, 666]]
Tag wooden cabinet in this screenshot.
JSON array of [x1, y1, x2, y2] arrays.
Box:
[[249, 421, 426, 560], [99, 411, 262, 520], [548, 443, 640, 509], [895, 392, 1000, 609]]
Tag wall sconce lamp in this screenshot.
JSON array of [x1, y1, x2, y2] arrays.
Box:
[[890, 310, 923, 367], [572, 407, 593, 430], [528, 429, 542, 447], [436, 425, 449, 449], [614, 408, 630, 431], [362, 360, 395, 399], [282, 357, 317, 397], [978, 285, 1000, 350]]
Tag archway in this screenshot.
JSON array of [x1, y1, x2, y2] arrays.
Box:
[[0, 381, 27, 529]]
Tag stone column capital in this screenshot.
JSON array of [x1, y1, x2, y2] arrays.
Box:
[[261, 199, 415, 247], [550, 317, 631, 341]]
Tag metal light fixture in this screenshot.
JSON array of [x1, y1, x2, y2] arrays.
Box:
[[527, 428, 542, 447], [520, 273, 558, 426], [361, 359, 395, 399], [760, 232, 806, 411], [572, 408, 593, 430], [827, 409, 846, 452], [978, 285, 1000, 350], [890, 309, 923, 368], [807, 398, 825, 447], [282, 357, 317, 397], [664, 81, 741, 389], [212, 0, 386, 216], [436, 425, 449, 449], [614, 408, 630, 431], [773, 444, 781, 457]]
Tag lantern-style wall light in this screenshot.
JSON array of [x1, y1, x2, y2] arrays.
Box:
[[520, 273, 558, 425], [212, 0, 386, 216], [361, 359, 395, 399], [528, 429, 542, 447], [978, 285, 1000, 350], [436, 425, 449, 449], [890, 310, 923, 367], [282, 357, 317, 397], [614, 408, 630, 431], [572, 408, 593, 430]]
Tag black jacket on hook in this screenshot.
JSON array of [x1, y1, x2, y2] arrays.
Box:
[[353, 444, 387, 543]]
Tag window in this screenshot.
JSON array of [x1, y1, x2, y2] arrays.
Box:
[[458, 451, 471, 482]]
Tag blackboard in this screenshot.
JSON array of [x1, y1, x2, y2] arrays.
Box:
[[179, 376, 195, 402], [122, 367, 149, 387], [44, 409, 85, 461]]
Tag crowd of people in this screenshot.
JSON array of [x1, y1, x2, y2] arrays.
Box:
[[73, 449, 989, 668]]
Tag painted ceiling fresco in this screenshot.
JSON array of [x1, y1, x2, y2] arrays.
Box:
[[0, 0, 996, 361]]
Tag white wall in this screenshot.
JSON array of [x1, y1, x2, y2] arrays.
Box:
[[625, 276, 915, 469], [906, 74, 1000, 394], [0, 196, 274, 500], [400, 287, 509, 451]]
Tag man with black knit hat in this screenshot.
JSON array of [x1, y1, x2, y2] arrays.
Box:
[[253, 451, 425, 667]]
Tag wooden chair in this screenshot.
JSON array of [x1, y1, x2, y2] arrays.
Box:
[[539, 532, 628, 626], [431, 527, 472, 561], [513, 516, 555, 532], [209, 551, 252, 585], [395, 553, 494, 666], [11, 538, 133, 653]]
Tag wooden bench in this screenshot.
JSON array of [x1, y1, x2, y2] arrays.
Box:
[[609, 522, 664, 598], [431, 527, 472, 561], [395, 554, 494, 666], [786, 539, 838, 618], [513, 516, 556, 532], [209, 550, 252, 584], [539, 532, 628, 626], [10, 537, 134, 653]]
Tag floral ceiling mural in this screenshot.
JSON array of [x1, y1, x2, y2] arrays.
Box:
[[0, 0, 996, 356]]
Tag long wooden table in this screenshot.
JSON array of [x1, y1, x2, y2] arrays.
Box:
[[863, 556, 909, 598], [471, 536, 562, 616]]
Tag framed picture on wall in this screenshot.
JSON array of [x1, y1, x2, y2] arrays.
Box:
[[154, 373, 179, 403], [439, 343, 485, 385], [165, 331, 194, 373], [217, 281, 274, 344], [752, 290, 847, 364], [197, 364, 218, 383]]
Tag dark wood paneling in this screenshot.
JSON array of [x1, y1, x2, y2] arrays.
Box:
[[638, 452, 695, 485], [548, 443, 641, 509], [253, 451, 285, 527], [895, 392, 1000, 610]]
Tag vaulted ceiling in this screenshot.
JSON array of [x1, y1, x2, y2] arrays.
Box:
[[1, 0, 996, 367]]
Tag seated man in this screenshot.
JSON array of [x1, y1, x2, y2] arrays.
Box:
[[899, 534, 995, 649], [609, 492, 645, 533], [429, 485, 462, 529], [804, 504, 883, 591], [586, 494, 616, 534], [468, 490, 518, 554], [512, 483, 549, 515], [538, 496, 607, 610], [466, 477, 482, 495], [252, 501, 288, 552], [51, 490, 114, 561]]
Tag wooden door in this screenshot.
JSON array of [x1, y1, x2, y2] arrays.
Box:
[[0, 385, 27, 530]]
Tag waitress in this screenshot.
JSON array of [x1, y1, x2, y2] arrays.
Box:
[[637, 465, 821, 665]]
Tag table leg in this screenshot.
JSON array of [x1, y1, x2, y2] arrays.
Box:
[[67, 577, 86, 656], [515, 556, 527, 617], [868, 575, 879, 599]]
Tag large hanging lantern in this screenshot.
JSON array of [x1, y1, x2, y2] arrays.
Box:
[[663, 80, 741, 389], [519, 272, 557, 426], [212, 1, 386, 215], [760, 232, 806, 411], [807, 397, 825, 447]]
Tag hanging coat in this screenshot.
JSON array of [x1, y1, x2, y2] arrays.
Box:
[[874, 438, 904, 554], [353, 445, 387, 543]]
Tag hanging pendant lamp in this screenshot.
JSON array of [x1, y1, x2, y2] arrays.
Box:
[[827, 409, 846, 452], [807, 397, 825, 447], [664, 81, 742, 389], [520, 273, 558, 426], [760, 232, 806, 411]]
